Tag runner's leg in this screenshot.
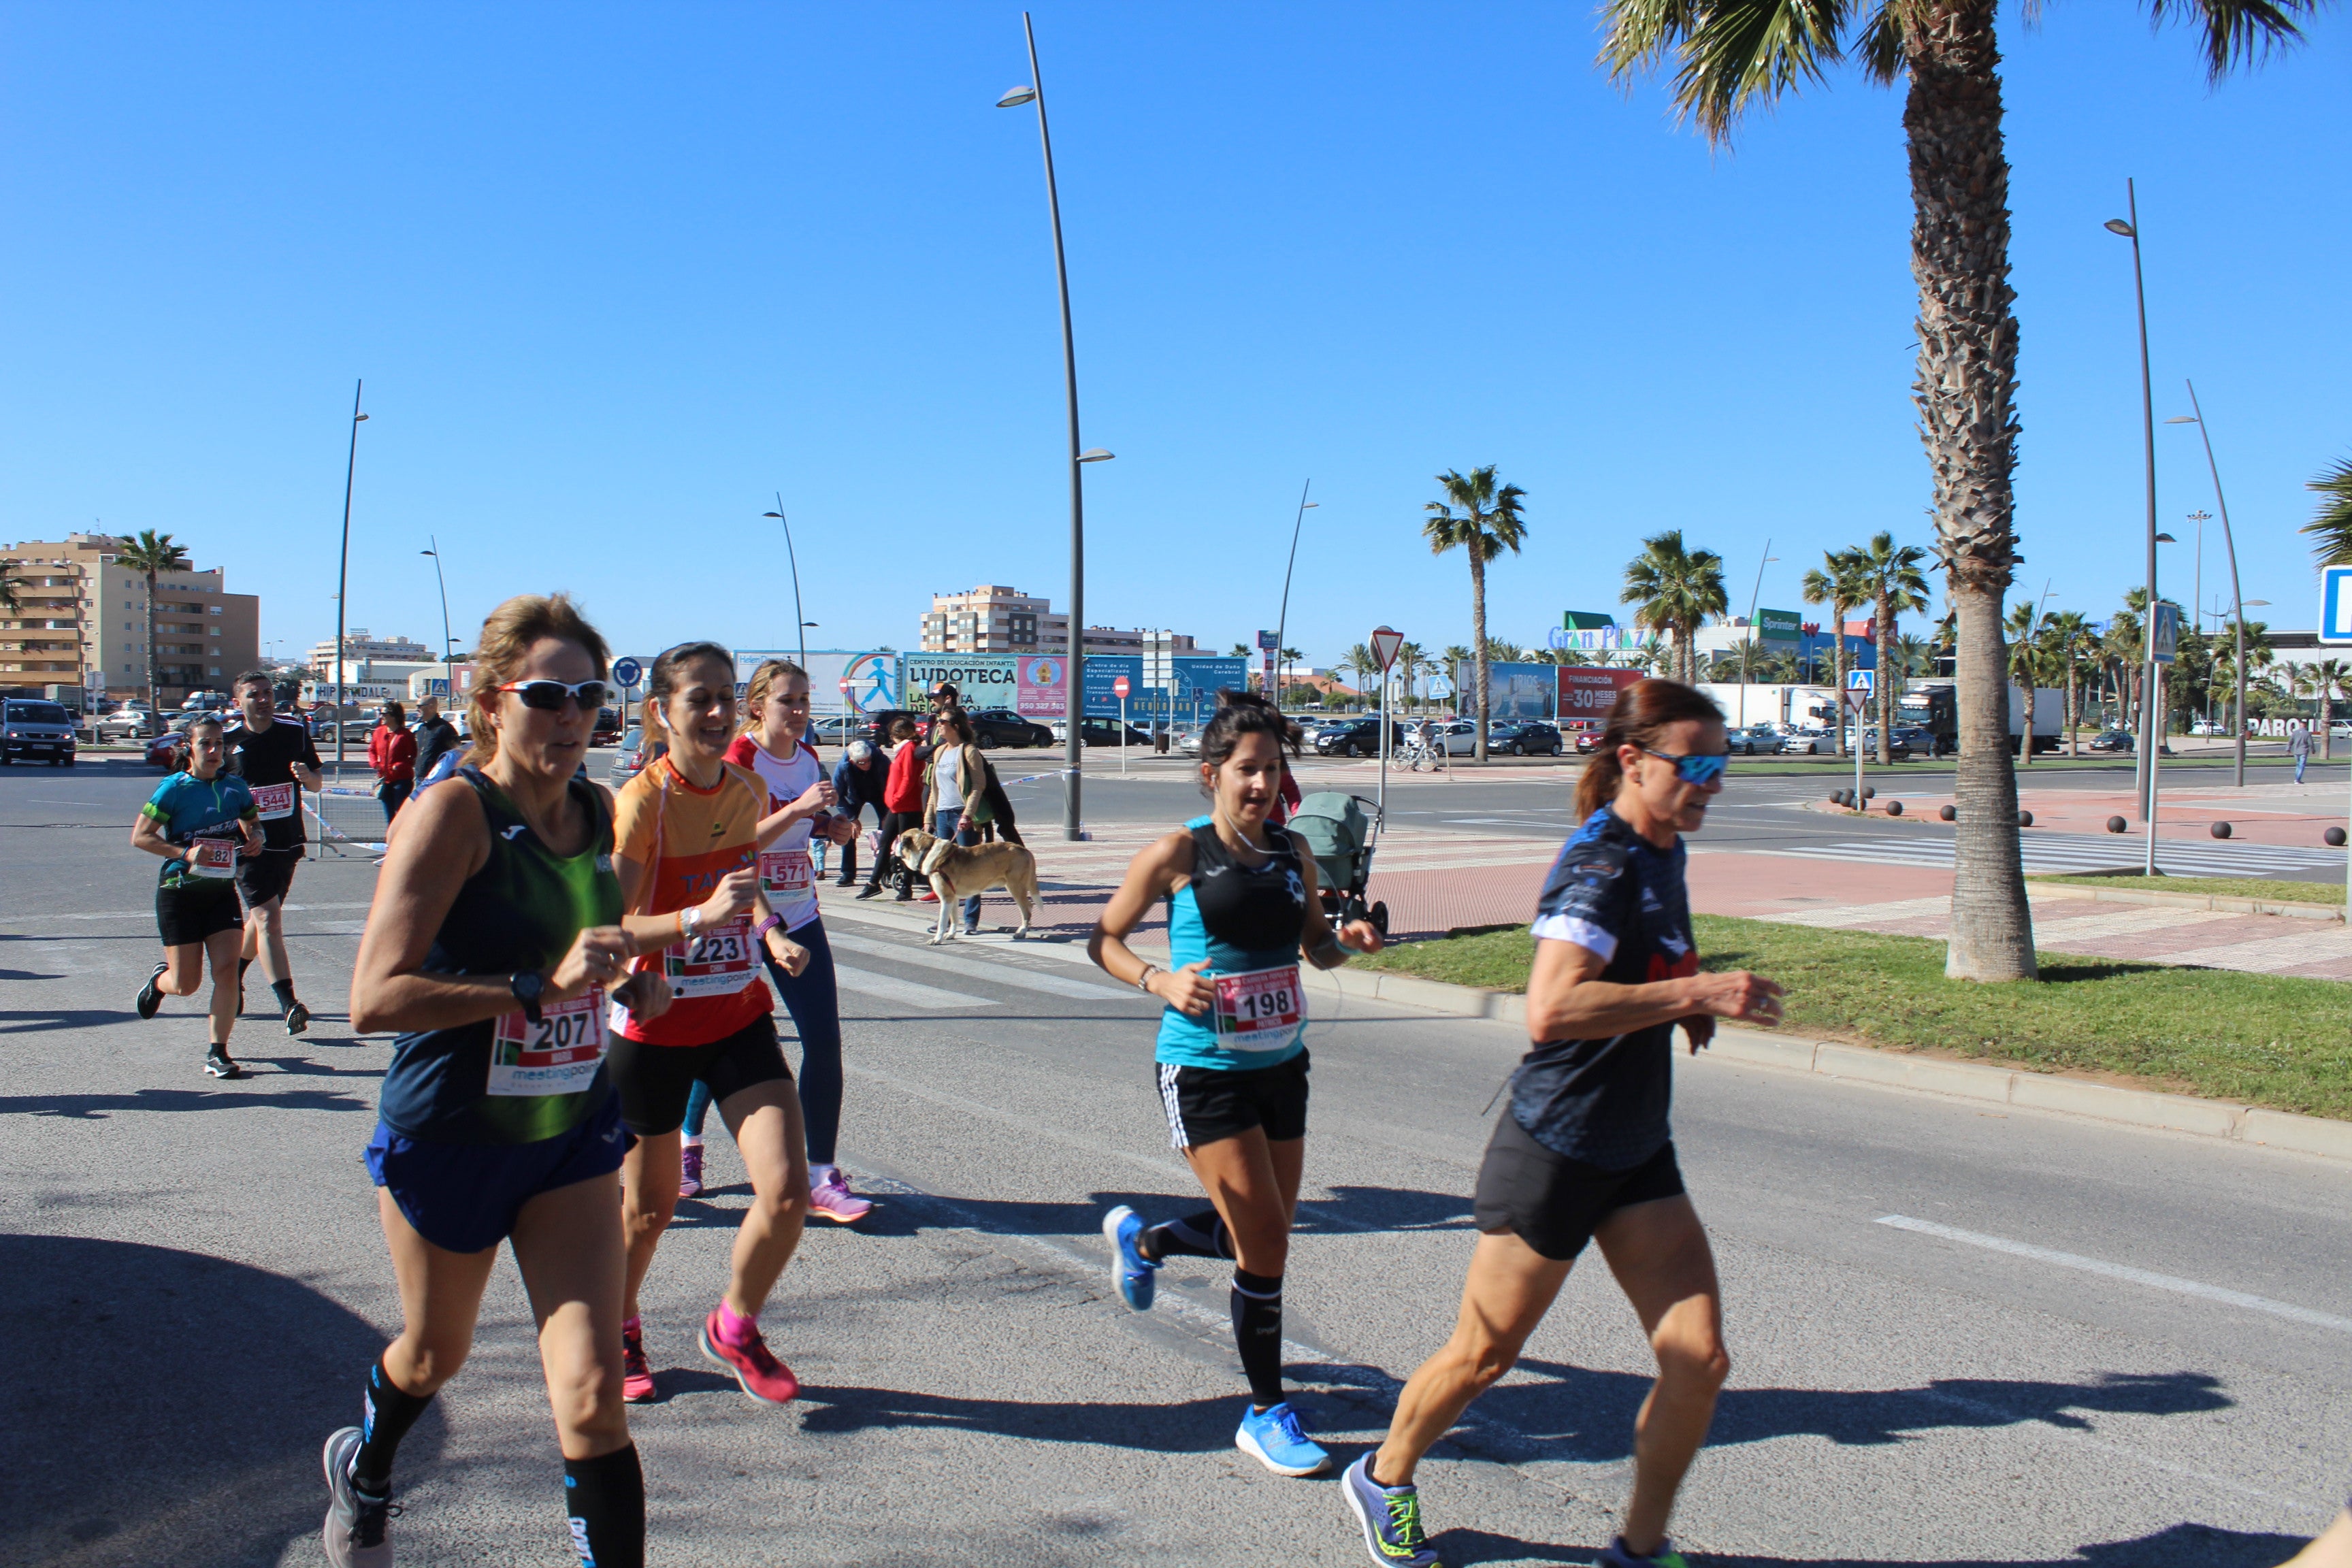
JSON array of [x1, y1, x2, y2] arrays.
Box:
[[678, 1079, 712, 1197], [1181, 1130, 1302, 1409], [509, 1170, 642, 1568], [772, 924, 845, 1168], [715, 1080, 810, 1317], [1592, 1194, 1726, 1557], [373, 1186, 502, 1445], [203, 926, 240, 1054], [619, 1131, 682, 1324], [159, 940, 206, 998]]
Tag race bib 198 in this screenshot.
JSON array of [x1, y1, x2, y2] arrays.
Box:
[[1211, 963, 1304, 1049], [488, 990, 609, 1097], [758, 849, 814, 900], [251, 781, 297, 820], [186, 839, 238, 879], [663, 915, 760, 998]]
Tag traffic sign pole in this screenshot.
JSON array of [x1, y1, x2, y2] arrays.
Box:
[[1113, 674, 1131, 777], [1369, 626, 1403, 830], [2316, 566, 2351, 907]]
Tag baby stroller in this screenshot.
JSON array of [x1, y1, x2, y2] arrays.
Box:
[[1288, 791, 1388, 936]]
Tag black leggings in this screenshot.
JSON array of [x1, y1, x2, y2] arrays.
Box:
[[870, 811, 918, 890]]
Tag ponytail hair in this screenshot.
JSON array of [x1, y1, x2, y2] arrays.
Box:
[[1572, 679, 1725, 823]]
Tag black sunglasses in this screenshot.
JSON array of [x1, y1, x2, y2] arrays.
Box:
[[497, 679, 610, 712]]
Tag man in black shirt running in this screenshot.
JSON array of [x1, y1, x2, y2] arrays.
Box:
[[224, 671, 322, 1033]]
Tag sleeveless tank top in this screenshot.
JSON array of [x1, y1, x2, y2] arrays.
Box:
[[377, 768, 625, 1144], [1153, 815, 1311, 1071]]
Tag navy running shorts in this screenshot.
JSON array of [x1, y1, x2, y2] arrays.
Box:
[[366, 1089, 627, 1255], [1471, 1112, 1686, 1262]]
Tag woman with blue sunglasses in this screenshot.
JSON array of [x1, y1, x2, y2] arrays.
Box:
[[1342, 679, 1784, 1568]]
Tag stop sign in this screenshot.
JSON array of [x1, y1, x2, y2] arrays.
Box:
[[838, 678, 853, 694], [1113, 676, 1131, 699]]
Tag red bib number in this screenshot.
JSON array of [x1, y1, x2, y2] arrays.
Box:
[[251, 781, 297, 821], [758, 849, 813, 898], [664, 915, 760, 998], [1211, 964, 1303, 1049], [187, 839, 238, 879], [489, 989, 609, 1097]]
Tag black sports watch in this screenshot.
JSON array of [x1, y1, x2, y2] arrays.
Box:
[[510, 970, 546, 1025]]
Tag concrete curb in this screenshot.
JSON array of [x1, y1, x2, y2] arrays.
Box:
[[813, 888, 2352, 1164], [2026, 881, 2345, 921]]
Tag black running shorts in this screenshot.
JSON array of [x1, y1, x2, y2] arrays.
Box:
[[156, 881, 246, 949], [235, 848, 300, 910], [1154, 1049, 1309, 1151], [1471, 1112, 1686, 1262], [608, 1012, 792, 1137]]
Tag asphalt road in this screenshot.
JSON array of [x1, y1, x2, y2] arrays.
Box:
[[3, 757, 2349, 1566]]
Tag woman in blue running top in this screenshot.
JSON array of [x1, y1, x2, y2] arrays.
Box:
[[1090, 689, 1381, 1480], [1340, 680, 1783, 1568], [129, 713, 263, 1079]]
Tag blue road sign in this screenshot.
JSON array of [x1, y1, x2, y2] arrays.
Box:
[[2321, 566, 2352, 646], [1846, 668, 1874, 693], [612, 657, 643, 689]]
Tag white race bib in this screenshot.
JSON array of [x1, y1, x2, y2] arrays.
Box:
[[1211, 963, 1305, 1051], [663, 915, 762, 998], [758, 848, 813, 899], [252, 781, 297, 821], [488, 989, 610, 1097], [186, 839, 238, 879]]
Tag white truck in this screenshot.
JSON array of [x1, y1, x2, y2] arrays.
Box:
[[1896, 680, 2066, 755]]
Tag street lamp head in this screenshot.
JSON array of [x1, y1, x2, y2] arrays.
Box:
[[2154, 532, 2177, 543], [997, 85, 1038, 108], [354, 412, 370, 422], [419, 549, 436, 557], [1077, 448, 1113, 463], [762, 510, 783, 519], [2104, 218, 2136, 238], [2163, 415, 2198, 425], [2244, 599, 2270, 607]]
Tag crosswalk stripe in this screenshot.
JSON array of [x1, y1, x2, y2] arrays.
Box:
[[830, 964, 996, 1011], [826, 932, 1138, 1001]]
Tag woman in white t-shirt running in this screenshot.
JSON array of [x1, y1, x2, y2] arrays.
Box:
[[692, 658, 871, 1224]]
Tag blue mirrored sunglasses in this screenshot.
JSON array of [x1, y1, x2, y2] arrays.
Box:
[[1642, 747, 1728, 786]]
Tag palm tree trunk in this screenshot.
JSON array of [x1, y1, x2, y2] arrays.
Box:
[[1829, 607, 1848, 757], [1904, 0, 2034, 981], [144, 568, 159, 713], [1876, 595, 1895, 764], [1469, 553, 1489, 763]]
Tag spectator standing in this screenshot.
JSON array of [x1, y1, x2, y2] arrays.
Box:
[[2289, 719, 2313, 784], [368, 702, 419, 823], [864, 717, 926, 901], [924, 710, 990, 935], [830, 739, 889, 885], [410, 694, 461, 783]]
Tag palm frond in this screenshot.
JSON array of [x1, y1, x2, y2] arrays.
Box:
[[2145, 0, 2319, 82], [1601, 0, 1865, 142], [2304, 455, 2352, 568]]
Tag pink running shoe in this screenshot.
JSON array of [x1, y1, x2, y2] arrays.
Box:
[[700, 1309, 800, 1406], [621, 1318, 656, 1404], [808, 1169, 875, 1224], [678, 1143, 704, 1198]]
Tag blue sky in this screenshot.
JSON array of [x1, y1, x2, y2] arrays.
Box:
[[1, 3, 2343, 672]]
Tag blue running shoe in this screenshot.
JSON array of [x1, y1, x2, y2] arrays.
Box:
[[1236, 1400, 1330, 1477], [1101, 1205, 1157, 1311], [1596, 1537, 1688, 1568], [1341, 1453, 1442, 1565]]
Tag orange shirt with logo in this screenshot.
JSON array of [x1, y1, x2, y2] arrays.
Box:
[[612, 755, 772, 1046]]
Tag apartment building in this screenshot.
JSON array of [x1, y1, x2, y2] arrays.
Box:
[[919, 584, 1198, 658], [306, 630, 434, 673], [1, 533, 259, 705]]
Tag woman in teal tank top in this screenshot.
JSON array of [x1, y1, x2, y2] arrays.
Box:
[[1089, 690, 1381, 1479]]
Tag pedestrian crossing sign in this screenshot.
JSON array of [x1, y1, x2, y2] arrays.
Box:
[[2321, 566, 2352, 645]]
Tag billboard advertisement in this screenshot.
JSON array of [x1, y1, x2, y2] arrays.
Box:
[[1545, 625, 1661, 655], [900, 654, 1019, 710], [1015, 655, 1067, 719], [1756, 608, 1802, 641], [1083, 655, 1143, 717], [1558, 666, 1644, 723], [732, 650, 899, 714], [1454, 662, 1558, 720]]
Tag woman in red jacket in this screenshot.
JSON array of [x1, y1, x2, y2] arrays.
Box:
[[860, 717, 926, 902], [368, 701, 419, 823]]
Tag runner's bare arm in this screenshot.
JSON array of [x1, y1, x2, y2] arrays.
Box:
[[1522, 938, 1782, 1047], [609, 860, 760, 949], [129, 812, 176, 859], [1089, 830, 1215, 1014]]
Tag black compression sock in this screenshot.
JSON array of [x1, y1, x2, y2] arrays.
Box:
[[270, 979, 297, 1013], [353, 1359, 434, 1492], [1231, 1269, 1286, 1407], [563, 1444, 645, 1568], [1143, 1209, 1232, 1262], [238, 957, 253, 982]]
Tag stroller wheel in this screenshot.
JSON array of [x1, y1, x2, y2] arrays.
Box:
[[1370, 901, 1389, 936]]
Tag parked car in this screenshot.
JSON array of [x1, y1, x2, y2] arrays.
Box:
[[1, 698, 78, 766], [1311, 717, 1407, 757], [1848, 728, 1912, 761], [967, 708, 1055, 749], [94, 704, 163, 741], [1486, 720, 1564, 757], [2189, 718, 2222, 737], [593, 706, 623, 746], [806, 715, 865, 747], [146, 711, 212, 768], [1727, 724, 1785, 757], [2086, 729, 2135, 753], [1891, 724, 1944, 758], [1073, 718, 1154, 748], [1776, 727, 1828, 755], [609, 727, 665, 788], [1573, 728, 1608, 756]]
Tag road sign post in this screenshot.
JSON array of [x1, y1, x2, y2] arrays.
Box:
[[1842, 686, 1872, 813], [614, 656, 643, 734], [1113, 674, 1131, 777], [1369, 626, 1403, 826], [2319, 567, 2351, 906]]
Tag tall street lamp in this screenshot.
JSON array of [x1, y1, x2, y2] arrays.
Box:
[[762, 496, 813, 672], [998, 16, 1113, 841], [2166, 382, 2252, 786], [1273, 483, 1317, 712], [419, 538, 453, 705], [1737, 541, 1779, 728], [332, 380, 368, 777], [2106, 186, 2159, 817]]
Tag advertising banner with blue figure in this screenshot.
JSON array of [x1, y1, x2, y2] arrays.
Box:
[[734, 651, 898, 714]]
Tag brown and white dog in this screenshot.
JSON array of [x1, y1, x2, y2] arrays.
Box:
[[892, 828, 1039, 944]]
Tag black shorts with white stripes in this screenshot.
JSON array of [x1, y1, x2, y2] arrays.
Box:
[[1154, 1049, 1309, 1151]]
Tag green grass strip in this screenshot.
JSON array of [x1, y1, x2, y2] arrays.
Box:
[[2029, 872, 2345, 906], [1355, 916, 2352, 1120]]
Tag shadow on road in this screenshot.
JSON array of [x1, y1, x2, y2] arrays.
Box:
[[1675, 1521, 2306, 1568], [819, 1185, 1477, 1243], [0, 1085, 374, 1119], [0, 1232, 414, 1568]]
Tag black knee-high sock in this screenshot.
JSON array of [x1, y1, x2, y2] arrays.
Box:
[[271, 977, 297, 1011], [1141, 1209, 1232, 1262], [1231, 1269, 1286, 1409], [564, 1444, 644, 1568], [353, 1359, 434, 1492]]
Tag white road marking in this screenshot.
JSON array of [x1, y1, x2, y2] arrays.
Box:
[[826, 931, 1138, 1000], [830, 964, 996, 1011], [1876, 1214, 2352, 1334]]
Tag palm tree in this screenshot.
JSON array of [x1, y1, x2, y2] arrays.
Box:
[[1394, 640, 1426, 711], [1424, 467, 1530, 762], [2312, 657, 2345, 762], [1850, 532, 1931, 763], [1440, 644, 1473, 716], [2304, 457, 2352, 567], [1600, 0, 2319, 981], [116, 529, 190, 713], [0, 559, 18, 615], [2005, 600, 2047, 766], [2040, 611, 2097, 755], [1801, 549, 1867, 757], [1893, 633, 1936, 680], [1620, 529, 1727, 685]]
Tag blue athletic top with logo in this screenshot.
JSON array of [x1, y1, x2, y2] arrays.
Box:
[[1509, 803, 1697, 1171], [140, 772, 258, 889], [1154, 815, 1311, 1071]]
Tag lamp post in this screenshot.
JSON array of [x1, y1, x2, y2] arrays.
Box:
[[998, 20, 1113, 840], [1737, 541, 1778, 728], [2166, 382, 2252, 786], [760, 496, 812, 673], [332, 380, 368, 777], [2105, 189, 2160, 817], [1272, 483, 1317, 714], [419, 537, 453, 706]]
